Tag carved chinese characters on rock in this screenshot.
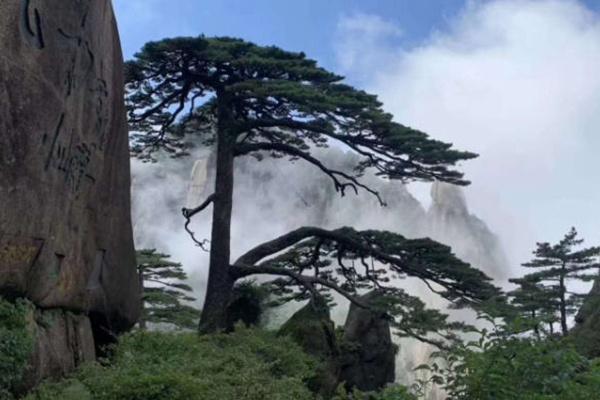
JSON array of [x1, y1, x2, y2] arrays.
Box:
[[21, 0, 111, 197], [21, 0, 45, 49]]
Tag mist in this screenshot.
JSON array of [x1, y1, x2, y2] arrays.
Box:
[[335, 0, 600, 273], [131, 142, 508, 399], [128, 1, 600, 398]]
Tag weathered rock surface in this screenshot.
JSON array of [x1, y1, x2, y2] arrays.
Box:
[[0, 0, 139, 387], [427, 182, 508, 280], [340, 291, 396, 392], [573, 279, 600, 357], [19, 308, 96, 392], [279, 297, 341, 398]]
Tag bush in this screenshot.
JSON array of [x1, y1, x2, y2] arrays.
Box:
[[0, 297, 34, 399], [427, 328, 600, 400], [333, 385, 417, 400], [26, 327, 317, 400]]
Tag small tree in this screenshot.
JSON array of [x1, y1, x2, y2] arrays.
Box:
[[137, 249, 199, 330], [126, 36, 499, 334], [521, 228, 600, 335], [508, 275, 560, 336]]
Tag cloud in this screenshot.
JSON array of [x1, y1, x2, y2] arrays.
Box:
[[335, 0, 600, 269], [335, 13, 403, 84]]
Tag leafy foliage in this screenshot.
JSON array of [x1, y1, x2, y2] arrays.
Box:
[[418, 317, 600, 400], [26, 327, 316, 400], [333, 385, 417, 400], [137, 249, 200, 330], [226, 280, 270, 330], [0, 297, 34, 400]]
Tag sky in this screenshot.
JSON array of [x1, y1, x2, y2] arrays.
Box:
[[114, 0, 600, 276]]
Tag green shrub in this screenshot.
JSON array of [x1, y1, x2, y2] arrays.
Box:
[[333, 385, 417, 400], [427, 328, 600, 400], [0, 297, 34, 399], [26, 327, 317, 400]]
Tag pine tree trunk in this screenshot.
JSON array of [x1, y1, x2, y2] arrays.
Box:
[[532, 310, 539, 337], [138, 269, 147, 330], [559, 264, 568, 335], [198, 95, 236, 334]]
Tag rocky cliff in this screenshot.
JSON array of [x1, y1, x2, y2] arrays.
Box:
[[573, 278, 600, 357], [0, 0, 139, 389], [426, 182, 508, 280]]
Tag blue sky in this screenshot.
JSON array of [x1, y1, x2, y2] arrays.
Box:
[[114, 0, 466, 67], [115, 0, 600, 273], [114, 0, 600, 65]]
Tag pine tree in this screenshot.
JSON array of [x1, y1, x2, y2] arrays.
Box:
[[125, 36, 499, 334], [137, 249, 199, 330], [508, 275, 560, 336], [520, 228, 600, 336]]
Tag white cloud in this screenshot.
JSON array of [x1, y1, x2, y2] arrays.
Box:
[[335, 0, 600, 270], [335, 13, 403, 83]]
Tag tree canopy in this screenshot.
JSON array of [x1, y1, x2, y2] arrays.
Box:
[[508, 275, 560, 335], [126, 36, 476, 195], [517, 227, 600, 335], [137, 249, 200, 330], [125, 35, 493, 335]]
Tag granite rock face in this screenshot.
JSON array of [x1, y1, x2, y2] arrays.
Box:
[[19, 308, 96, 392], [279, 298, 341, 398], [427, 182, 508, 280], [340, 291, 396, 392], [573, 279, 600, 357], [0, 0, 139, 386]]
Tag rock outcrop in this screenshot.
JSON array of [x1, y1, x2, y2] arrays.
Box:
[[427, 182, 508, 280], [572, 279, 600, 357], [339, 291, 396, 392], [279, 297, 340, 398], [20, 308, 96, 392], [0, 0, 139, 389]]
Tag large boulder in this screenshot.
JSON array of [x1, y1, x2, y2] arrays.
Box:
[[572, 278, 600, 357], [339, 291, 396, 392], [0, 0, 139, 387], [279, 297, 340, 397]]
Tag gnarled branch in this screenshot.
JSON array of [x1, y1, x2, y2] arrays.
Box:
[[235, 142, 385, 205], [235, 226, 498, 306], [181, 193, 216, 251]]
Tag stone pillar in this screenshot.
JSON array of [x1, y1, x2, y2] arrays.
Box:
[[0, 0, 139, 389]]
